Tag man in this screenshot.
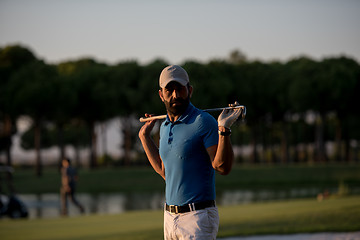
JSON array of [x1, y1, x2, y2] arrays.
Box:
[[60, 157, 85, 216], [139, 65, 241, 239]]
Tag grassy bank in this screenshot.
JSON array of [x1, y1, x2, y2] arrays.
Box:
[[1, 196, 359, 240], [8, 164, 360, 194], [219, 195, 360, 237]]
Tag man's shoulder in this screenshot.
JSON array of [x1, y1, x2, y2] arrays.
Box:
[[195, 108, 216, 122], [66, 166, 77, 175], [192, 108, 217, 130]]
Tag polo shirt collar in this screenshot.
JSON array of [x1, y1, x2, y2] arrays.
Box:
[[164, 102, 195, 126]]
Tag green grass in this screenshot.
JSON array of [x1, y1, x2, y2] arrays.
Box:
[[1, 196, 359, 240], [8, 164, 360, 194], [0, 209, 164, 240], [3, 164, 359, 239], [218, 195, 360, 237]]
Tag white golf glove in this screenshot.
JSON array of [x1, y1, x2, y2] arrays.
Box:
[[218, 101, 242, 129]]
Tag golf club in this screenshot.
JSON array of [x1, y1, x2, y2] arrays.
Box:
[[139, 105, 246, 122]]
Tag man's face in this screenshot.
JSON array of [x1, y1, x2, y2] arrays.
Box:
[[159, 81, 192, 116], [62, 160, 69, 168]]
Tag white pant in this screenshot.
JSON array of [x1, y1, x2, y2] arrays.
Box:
[[164, 206, 219, 240]]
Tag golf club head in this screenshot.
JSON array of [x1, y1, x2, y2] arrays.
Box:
[[241, 106, 247, 119]]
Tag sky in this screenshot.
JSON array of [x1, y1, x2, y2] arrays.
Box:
[[1, 0, 360, 161], [1, 0, 360, 65]]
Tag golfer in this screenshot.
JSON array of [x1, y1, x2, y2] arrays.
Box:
[[139, 65, 241, 239], [60, 157, 85, 216]]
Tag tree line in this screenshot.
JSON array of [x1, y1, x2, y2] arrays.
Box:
[[1, 45, 360, 176]]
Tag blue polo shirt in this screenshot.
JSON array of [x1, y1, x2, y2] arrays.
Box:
[[159, 103, 218, 206]]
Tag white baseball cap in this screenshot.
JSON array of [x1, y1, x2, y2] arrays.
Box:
[[159, 65, 189, 88]]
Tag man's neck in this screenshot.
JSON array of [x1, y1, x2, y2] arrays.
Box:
[[168, 113, 181, 123]]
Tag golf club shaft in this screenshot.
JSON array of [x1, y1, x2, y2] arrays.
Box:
[[139, 114, 167, 122], [203, 105, 245, 112], [139, 105, 245, 122]]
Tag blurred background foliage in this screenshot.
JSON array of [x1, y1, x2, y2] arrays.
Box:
[[1, 45, 360, 176]]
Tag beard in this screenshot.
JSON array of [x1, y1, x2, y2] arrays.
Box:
[[164, 95, 190, 117]]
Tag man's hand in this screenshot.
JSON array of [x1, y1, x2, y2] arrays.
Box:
[[138, 113, 165, 180], [218, 101, 242, 129], [63, 185, 71, 193], [139, 113, 157, 138]]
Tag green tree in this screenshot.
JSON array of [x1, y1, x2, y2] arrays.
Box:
[[320, 57, 360, 162], [49, 67, 79, 164], [8, 60, 58, 176], [183, 60, 210, 109], [58, 59, 110, 168], [0, 45, 37, 166], [108, 61, 142, 164], [139, 59, 168, 115], [288, 56, 360, 163], [262, 61, 291, 164], [235, 61, 275, 163], [227, 49, 247, 65], [288, 57, 327, 162]]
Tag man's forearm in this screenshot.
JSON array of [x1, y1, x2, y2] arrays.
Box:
[[214, 101, 241, 175], [213, 128, 234, 175], [139, 135, 165, 180]]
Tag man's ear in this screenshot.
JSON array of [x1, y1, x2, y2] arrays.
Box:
[[159, 89, 165, 102], [189, 85, 193, 98]]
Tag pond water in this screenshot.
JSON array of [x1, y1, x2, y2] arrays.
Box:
[[3, 186, 359, 219]]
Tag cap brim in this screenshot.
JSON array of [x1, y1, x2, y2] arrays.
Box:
[[161, 78, 188, 88]]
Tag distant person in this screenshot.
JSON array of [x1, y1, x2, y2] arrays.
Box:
[[139, 65, 241, 239], [60, 157, 84, 216]]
